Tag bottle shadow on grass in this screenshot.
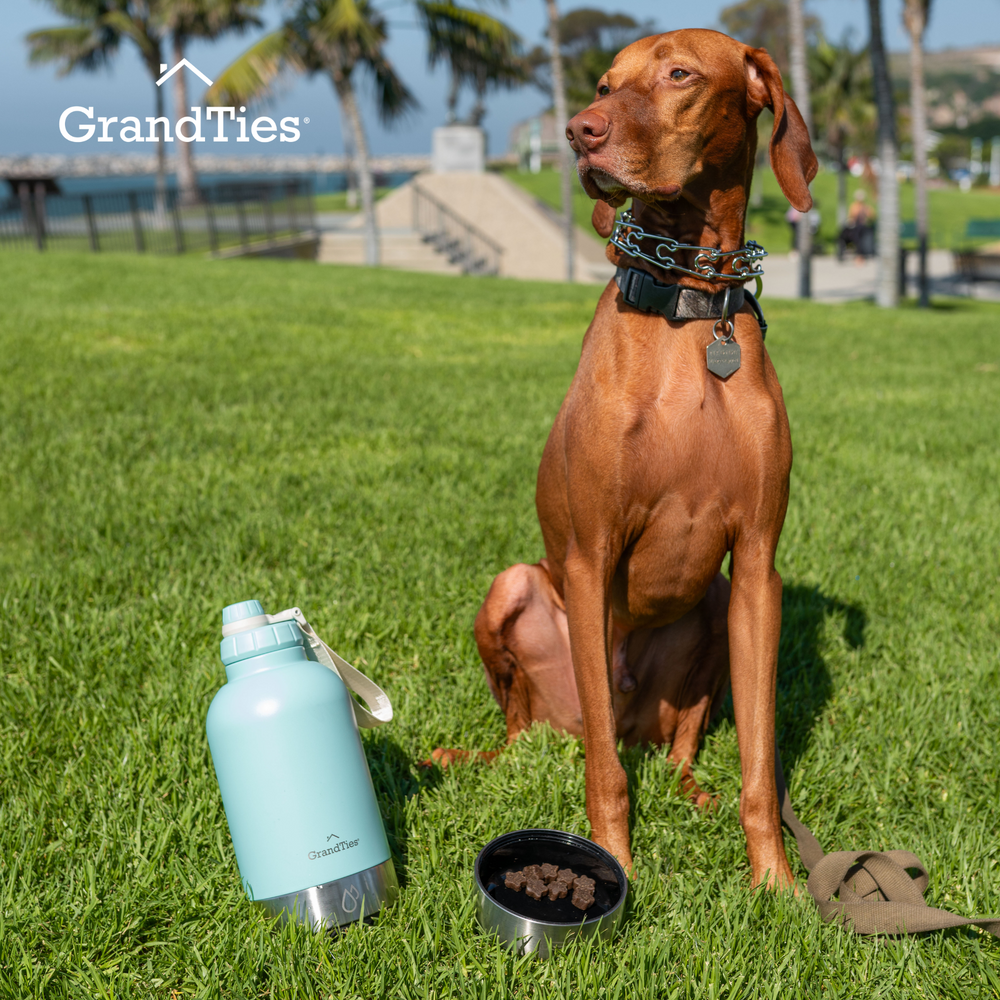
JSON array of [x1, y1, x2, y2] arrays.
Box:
[[363, 730, 450, 888], [620, 583, 865, 833]]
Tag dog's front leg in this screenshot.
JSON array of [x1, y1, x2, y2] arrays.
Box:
[[563, 550, 632, 871], [728, 540, 794, 890]]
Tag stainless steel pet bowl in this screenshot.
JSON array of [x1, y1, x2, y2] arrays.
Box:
[[474, 829, 628, 958]]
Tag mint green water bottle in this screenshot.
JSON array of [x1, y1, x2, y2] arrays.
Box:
[[206, 600, 398, 930]]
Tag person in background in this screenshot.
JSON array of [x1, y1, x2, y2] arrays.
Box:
[[786, 205, 821, 256], [838, 190, 876, 263]]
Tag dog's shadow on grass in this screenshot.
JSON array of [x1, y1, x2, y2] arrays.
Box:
[[772, 583, 864, 773], [710, 582, 864, 773], [372, 583, 865, 884], [621, 583, 865, 815]]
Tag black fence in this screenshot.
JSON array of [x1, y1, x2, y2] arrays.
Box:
[[0, 179, 316, 257]]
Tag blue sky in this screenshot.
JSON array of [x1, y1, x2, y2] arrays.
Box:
[[3, 0, 999, 159]]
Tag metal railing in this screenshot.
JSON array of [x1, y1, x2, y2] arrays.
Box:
[[0, 179, 316, 257], [411, 182, 502, 276]]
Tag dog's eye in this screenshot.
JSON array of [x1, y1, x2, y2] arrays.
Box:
[[670, 69, 689, 81], [598, 84, 610, 96]]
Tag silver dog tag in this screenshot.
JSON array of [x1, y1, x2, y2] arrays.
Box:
[[706, 339, 741, 378]]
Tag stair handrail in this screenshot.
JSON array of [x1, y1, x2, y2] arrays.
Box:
[[411, 180, 503, 275]]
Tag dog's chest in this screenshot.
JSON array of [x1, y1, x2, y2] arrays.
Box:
[[575, 315, 782, 626]]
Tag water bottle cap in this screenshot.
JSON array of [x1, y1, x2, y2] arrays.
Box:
[[223, 600, 266, 625], [220, 600, 306, 666]]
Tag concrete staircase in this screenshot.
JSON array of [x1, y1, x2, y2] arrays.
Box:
[[316, 173, 616, 284], [317, 227, 464, 274]]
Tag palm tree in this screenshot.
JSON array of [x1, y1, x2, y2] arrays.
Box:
[[158, 0, 264, 206], [555, 9, 647, 114], [719, 0, 819, 74], [207, 0, 417, 266], [544, 0, 573, 283], [788, 0, 813, 298], [867, 0, 899, 308], [810, 36, 875, 232], [417, 1, 526, 126], [28, 0, 169, 211], [903, 0, 932, 307]]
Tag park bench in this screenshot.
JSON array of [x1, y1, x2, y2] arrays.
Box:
[[954, 218, 1000, 281]]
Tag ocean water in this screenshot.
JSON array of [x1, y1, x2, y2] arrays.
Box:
[[50, 171, 415, 197]]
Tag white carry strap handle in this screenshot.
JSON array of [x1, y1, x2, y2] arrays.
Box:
[[224, 606, 392, 728]]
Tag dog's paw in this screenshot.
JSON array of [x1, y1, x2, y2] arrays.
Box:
[[692, 790, 719, 812], [677, 769, 718, 811], [419, 747, 464, 769], [750, 858, 798, 893], [419, 747, 500, 769]]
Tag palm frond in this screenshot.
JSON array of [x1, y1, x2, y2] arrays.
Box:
[[26, 23, 119, 73], [416, 0, 525, 86], [367, 50, 420, 125], [155, 0, 265, 42], [311, 0, 383, 58], [205, 27, 302, 106], [101, 9, 161, 68]]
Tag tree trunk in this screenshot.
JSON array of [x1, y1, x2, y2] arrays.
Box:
[[788, 0, 813, 298], [338, 102, 358, 209], [153, 77, 168, 218], [173, 35, 200, 206], [545, 0, 574, 283], [868, 0, 899, 308], [334, 70, 380, 266], [467, 71, 486, 127], [446, 68, 460, 124], [905, 0, 930, 307], [836, 141, 848, 229]]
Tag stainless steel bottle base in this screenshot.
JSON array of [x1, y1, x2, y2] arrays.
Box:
[[254, 858, 399, 931]]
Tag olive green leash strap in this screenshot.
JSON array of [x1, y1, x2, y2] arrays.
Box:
[[775, 746, 1000, 937]]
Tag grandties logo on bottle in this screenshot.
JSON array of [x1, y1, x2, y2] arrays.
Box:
[[308, 837, 360, 861], [58, 59, 308, 145]]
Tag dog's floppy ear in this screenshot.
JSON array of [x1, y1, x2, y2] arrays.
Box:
[[591, 199, 617, 238], [745, 47, 817, 212]]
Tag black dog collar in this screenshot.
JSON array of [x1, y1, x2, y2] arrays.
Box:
[[614, 266, 768, 339]]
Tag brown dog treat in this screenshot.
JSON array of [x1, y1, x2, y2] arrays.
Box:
[[504, 870, 526, 891], [547, 880, 568, 900], [539, 863, 559, 883], [525, 876, 546, 900], [522, 864, 541, 881], [556, 869, 577, 888], [571, 875, 596, 910]]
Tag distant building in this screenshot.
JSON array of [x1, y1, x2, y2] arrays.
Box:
[[508, 114, 564, 172]]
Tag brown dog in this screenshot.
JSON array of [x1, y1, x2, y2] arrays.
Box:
[[432, 29, 816, 889]]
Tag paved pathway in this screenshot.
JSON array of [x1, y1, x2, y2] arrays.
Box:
[[758, 249, 1000, 302]]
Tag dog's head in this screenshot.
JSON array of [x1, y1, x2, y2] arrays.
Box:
[[567, 29, 817, 240]]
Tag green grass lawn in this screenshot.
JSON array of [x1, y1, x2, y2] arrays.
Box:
[[504, 165, 1000, 255], [312, 189, 392, 213], [1, 252, 999, 999]]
